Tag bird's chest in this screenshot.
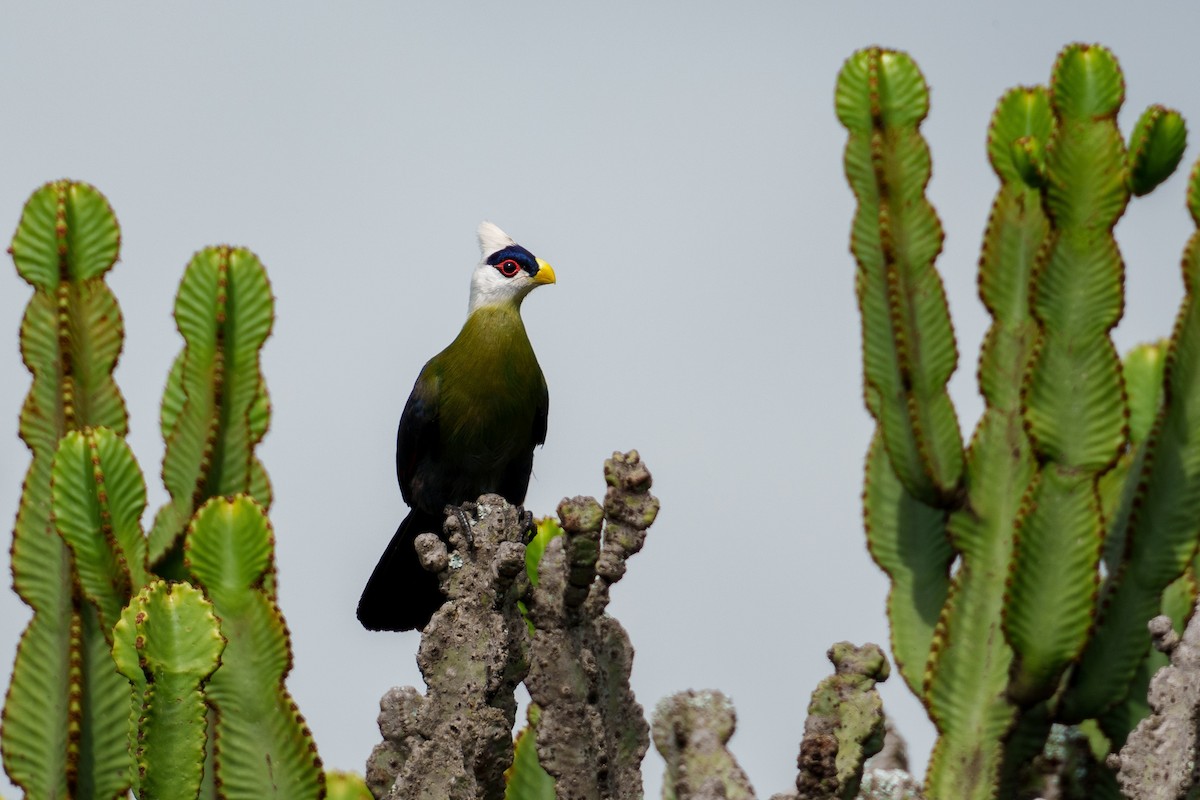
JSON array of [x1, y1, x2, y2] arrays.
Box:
[[436, 320, 543, 459], [439, 365, 539, 463]]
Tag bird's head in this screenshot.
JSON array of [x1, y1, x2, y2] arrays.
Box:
[[469, 221, 556, 313]]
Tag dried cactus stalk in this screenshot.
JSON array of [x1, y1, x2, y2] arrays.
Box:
[[524, 451, 656, 800], [371, 497, 531, 800], [794, 643, 889, 800], [653, 690, 755, 800]]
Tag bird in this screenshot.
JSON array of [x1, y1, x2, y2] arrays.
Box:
[[357, 221, 555, 631]]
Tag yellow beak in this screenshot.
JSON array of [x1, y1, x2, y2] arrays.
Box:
[[533, 258, 556, 285]]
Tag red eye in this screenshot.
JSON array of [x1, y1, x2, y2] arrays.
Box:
[[496, 259, 521, 278]]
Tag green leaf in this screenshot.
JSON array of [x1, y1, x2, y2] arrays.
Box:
[[325, 770, 370, 800], [921, 82, 1045, 800], [505, 708, 556, 800], [0, 611, 72, 798], [924, 415, 1028, 800], [525, 517, 564, 587], [1100, 342, 1167, 572], [77, 605, 135, 800], [1122, 342, 1168, 446]]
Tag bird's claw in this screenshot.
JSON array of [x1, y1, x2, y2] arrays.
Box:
[[517, 507, 536, 543], [445, 504, 476, 548]]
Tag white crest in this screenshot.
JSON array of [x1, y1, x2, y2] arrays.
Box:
[[477, 221, 515, 259], [468, 221, 553, 314]]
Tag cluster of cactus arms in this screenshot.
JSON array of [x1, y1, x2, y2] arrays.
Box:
[[367, 451, 659, 800], [840, 42, 1200, 798], [1, 180, 337, 799]]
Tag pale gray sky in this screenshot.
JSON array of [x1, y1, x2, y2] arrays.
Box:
[[2, 3, 1198, 797]]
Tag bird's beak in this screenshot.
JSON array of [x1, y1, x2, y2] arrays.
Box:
[[533, 258, 556, 285]]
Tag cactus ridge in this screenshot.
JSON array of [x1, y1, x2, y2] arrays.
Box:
[[148, 246, 274, 567], [1063, 152, 1200, 723], [185, 495, 324, 799], [2, 180, 128, 799], [1003, 42, 1131, 710], [839, 47, 965, 508]]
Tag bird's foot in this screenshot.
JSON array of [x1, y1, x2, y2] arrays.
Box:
[[517, 507, 536, 543], [445, 504, 476, 548]]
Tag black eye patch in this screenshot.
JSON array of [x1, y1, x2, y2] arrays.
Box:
[[486, 244, 539, 276]]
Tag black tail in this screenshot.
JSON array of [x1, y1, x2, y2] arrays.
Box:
[[357, 509, 445, 631]]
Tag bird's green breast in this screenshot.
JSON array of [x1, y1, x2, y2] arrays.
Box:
[[425, 305, 545, 460]]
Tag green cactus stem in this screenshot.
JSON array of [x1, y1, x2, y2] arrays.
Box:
[[51, 427, 152, 638], [148, 246, 274, 571], [112, 581, 225, 800], [183, 495, 324, 800], [926, 85, 1050, 798], [862, 432, 950, 699], [2, 180, 130, 800], [1005, 44, 1132, 707], [1127, 105, 1187, 197], [1064, 153, 1200, 723], [836, 47, 965, 508], [845, 43, 1193, 799]]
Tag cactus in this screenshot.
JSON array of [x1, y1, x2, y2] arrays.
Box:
[[3, 181, 325, 798], [148, 246, 274, 574], [840, 43, 1200, 798], [368, 452, 658, 799], [794, 643, 888, 800], [2, 180, 131, 799], [1110, 601, 1200, 799], [111, 581, 225, 799], [652, 690, 756, 800], [184, 495, 325, 799], [368, 497, 532, 800], [523, 451, 657, 800], [51, 428, 152, 638]]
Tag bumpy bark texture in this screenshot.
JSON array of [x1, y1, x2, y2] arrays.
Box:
[[857, 723, 925, 800], [366, 498, 531, 800], [523, 450, 659, 800], [654, 689, 757, 800], [1111, 606, 1200, 799], [795, 642, 889, 800]]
